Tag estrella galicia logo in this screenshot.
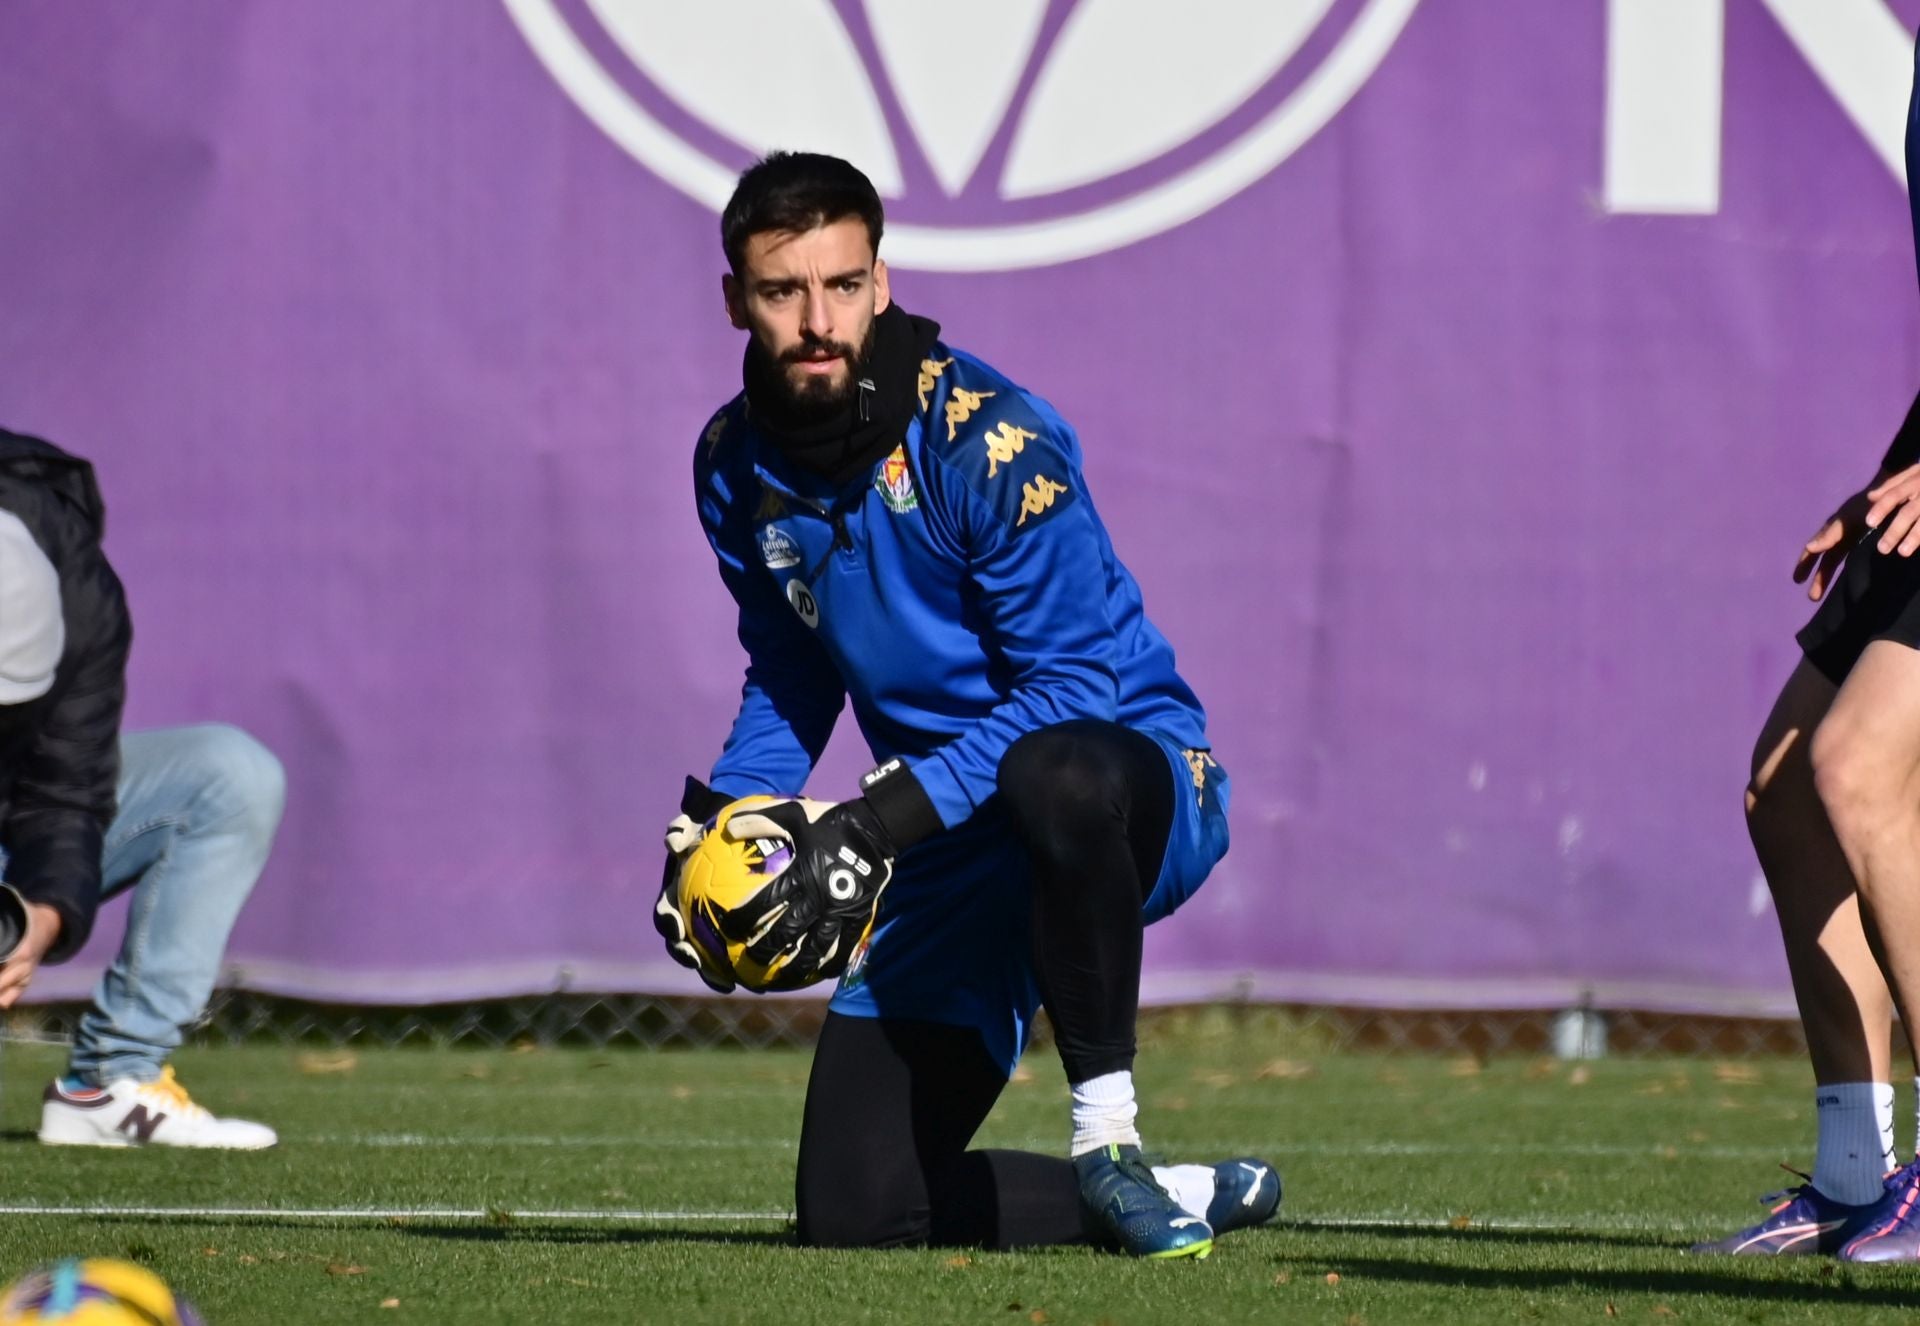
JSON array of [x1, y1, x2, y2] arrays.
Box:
[[502, 0, 1422, 272], [758, 524, 801, 570]]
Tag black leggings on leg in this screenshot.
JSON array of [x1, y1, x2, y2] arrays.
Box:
[[997, 720, 1175, 1083], [794, 1013, 1085, 1249]]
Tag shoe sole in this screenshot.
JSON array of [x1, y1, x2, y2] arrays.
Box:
[[1142, 1239, 1213, 1261], [38, 1130, 277, 1151]]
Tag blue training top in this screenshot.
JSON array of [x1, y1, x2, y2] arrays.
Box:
[[695, 338, 1209, 823]]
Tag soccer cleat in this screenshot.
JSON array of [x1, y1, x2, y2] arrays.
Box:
[[1075, 1143, 1214, 1259], [1839, 1158, 1920, 1263], [39, 1066, 277, 1150], [1689, 1169, 1883, 1256], [1205, 1157, 1283, 1235]]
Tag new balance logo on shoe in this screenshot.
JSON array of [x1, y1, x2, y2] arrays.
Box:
[[115, 1104, 168, 1143]]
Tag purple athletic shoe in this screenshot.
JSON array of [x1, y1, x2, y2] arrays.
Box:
[[1839, 1158, 1920, 1263], [1691, 1169, 1882, 1256]]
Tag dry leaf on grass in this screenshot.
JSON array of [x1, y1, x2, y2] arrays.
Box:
[[1255, 1059, 1316, 1081], [294, 1051, 357, 1076]]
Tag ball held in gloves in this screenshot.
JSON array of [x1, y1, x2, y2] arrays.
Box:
[[672, 795, 806, 992]]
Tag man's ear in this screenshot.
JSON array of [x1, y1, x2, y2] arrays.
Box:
[[873, 259, 890, 316], [722, 273, 748, 330]]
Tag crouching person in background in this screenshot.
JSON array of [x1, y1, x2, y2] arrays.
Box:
[[0, 427, 283, 1149]]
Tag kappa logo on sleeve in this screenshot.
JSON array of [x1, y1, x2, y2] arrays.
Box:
[[1015, 476, 1070, 528], [917, 357, 953, 411], [983, 421, 1037, 479], [945, 388, 996, 440]]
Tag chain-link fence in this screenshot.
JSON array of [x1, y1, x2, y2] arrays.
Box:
[[0, 991, 1830, 1059]]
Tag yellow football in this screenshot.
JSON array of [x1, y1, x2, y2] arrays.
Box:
[[0, 1258, 203, 1326], [675, 796, 809, 992]]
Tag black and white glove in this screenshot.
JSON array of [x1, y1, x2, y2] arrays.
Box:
[[652, 776, 737, 994], [720, 797, 896, 989]]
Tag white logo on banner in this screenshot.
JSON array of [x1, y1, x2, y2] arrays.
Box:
[[1605, 0, 1912, 214], [501, 0, 1422, 271]]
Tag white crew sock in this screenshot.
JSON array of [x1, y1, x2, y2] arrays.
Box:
[[1068, 1071, 1140, 1157], [1151, 1163, 1216, 1221], [1812, 1081, 1895, 1205]]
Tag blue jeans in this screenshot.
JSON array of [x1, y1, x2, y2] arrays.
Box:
[[65, 724, 285, 1084]]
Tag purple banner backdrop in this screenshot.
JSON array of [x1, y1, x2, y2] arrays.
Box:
[[3, 2, 1918, 1011]]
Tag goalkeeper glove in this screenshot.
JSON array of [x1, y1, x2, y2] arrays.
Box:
[[652, 775, 737, 993], [721, 796, 897, 987]]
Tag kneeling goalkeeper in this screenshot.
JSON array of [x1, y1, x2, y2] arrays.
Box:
[[654, 152, 1278, 1258]]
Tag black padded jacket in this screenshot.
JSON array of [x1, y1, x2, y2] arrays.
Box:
[[0, 429, 130, 963]]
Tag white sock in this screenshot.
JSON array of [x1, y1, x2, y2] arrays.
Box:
[[1151, 1163, 1216, 1221], [1812, 1082, 1895, 1205], [1068, 1071, 1139, 1157]]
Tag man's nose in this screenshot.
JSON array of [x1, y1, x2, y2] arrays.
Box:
[[802, 288, 835, 340]]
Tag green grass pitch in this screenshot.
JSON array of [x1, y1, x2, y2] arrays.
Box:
[[0, 1016, 1916, 1323]]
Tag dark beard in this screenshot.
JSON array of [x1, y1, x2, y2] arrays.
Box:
[[748, 321, 878, 428]]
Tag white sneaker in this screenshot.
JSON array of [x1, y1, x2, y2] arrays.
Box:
[[39, 1065, 277, 1150]]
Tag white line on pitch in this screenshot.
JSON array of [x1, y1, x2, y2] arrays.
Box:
[[301, 1134, 799, 1149], [0, 1206, 789, 1222], [1286, 1213, 1708, 1234], [294, 1134, 1786, 1161], [0, 1206, 1714, 1234]]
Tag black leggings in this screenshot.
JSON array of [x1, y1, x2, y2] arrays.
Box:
[[795, 1014, 1083, 1248], [999, 718, 1173, 1082], [794, 720, 1176, 1247]]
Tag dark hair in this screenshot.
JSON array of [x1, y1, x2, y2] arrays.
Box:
[[721, 152, 885, 275]]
